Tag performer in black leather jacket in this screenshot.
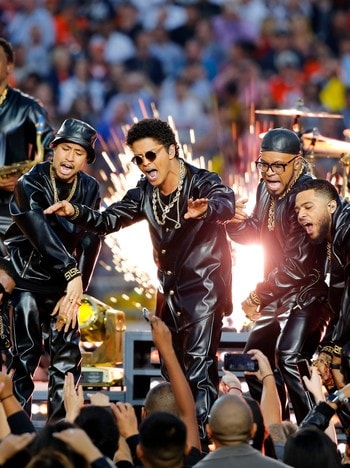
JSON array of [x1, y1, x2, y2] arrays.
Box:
[[4, 119, 102, 421], [295, 178, 350, 388], [0, 38, 54, 254], [226, 129, 331, 424], [44, 118, 235, 439]]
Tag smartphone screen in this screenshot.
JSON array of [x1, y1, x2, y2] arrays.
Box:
[[297, 359, 311, 380], [223, 353, 259, 372]]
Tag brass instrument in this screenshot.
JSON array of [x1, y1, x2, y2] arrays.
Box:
[[0, 160, 36, 179], [0, 116, 46, 180]]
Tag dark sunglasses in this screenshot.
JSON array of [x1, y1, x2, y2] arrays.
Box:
[[131, 145, 164, 166], [0, 283, 10, 303]]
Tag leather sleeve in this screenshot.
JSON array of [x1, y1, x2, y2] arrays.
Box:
[[331, 220, 350, 345], [71, 187, 146, 235], [76, 229, 103, 292], [188, 170, 235, 222], [299, 401, 335, 431], [10, 176, 78, 275], [9, 166, 101, 282], [226, 183, 262, 244], [71, 169, 235, 235]]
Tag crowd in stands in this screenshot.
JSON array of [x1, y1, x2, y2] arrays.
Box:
[[1, 0, 350, 185]]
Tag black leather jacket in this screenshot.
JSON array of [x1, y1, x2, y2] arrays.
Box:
[[327, 199, 350, 346], [4, 161, 102, 294], [0, 86, 54, 226], [226, 173, 328, 310], [69, 160, 235, 332]]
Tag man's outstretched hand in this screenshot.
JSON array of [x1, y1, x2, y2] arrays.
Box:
[[44, 200, 75, 217]]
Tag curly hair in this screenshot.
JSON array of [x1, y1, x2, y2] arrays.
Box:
[[126, 118, 180, 157]]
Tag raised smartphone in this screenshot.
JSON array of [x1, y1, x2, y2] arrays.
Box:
[[224, 353, 259, 372]]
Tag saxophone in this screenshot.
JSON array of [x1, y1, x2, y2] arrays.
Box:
[[0, 160, 36, 179], [0, 115, 46, 179]]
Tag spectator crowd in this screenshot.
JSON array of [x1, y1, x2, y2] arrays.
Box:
[[1, 0, 350, 183]]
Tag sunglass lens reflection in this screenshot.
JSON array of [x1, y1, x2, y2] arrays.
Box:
[[132, 151, 157, 166]]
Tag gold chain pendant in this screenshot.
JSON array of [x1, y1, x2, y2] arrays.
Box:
[[268, 198, 275, 231], [50, 165, 78, 204], [0, 87, 8, 106]]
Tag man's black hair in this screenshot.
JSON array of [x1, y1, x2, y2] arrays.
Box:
[[139, 412, 187, 466], [74, 405, 119, 460], [0, 38, 14, 64], [294, 178, 340, 202], [126, 118, 180, 156]]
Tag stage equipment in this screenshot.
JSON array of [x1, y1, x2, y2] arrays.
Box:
[[78, 294, 126, 387], [302, 132, 350, 158], [255, 99, 343, 119]]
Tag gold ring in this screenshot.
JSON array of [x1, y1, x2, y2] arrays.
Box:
[[76, 301, 81, 306], [57, 315, 67, 323]]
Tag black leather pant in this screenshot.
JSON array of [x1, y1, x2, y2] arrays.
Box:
[[8, 291, 81, 422], [160, 312, 223, 439], [244, 299, 331, 424]]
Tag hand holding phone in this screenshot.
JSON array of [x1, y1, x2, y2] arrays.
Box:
[[224, 353, 259, 372], [297, 359, 312, 381]]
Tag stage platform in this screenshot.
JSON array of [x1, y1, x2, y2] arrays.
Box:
[[30, 324, 248, 426]]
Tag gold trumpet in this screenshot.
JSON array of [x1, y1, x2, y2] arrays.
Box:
[[0, 160, 36, 179]]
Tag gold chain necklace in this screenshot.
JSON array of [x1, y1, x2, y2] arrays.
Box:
[[0, 87, 8, 106], [267, 164, 304, 231], [327, 242, 332, 263], [50, 164, 78, 204], [152, 159, 186, 229], [267, 198, 275, 231]]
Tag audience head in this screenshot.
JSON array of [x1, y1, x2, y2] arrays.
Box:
[[283, 426, 342, 468], [29, 420, 87, 468], [137, 411, 188, 468], [74, 405, 119, 460], [26, 449, 75, 468], [207, 394, 255, 447], [143, 381, 179, 418]]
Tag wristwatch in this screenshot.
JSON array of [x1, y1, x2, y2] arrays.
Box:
[[326, 390, 349, 407]]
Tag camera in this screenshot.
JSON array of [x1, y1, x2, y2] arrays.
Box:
[[224, 353, 259, 372]]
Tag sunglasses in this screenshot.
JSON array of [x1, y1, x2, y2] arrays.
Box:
[[131, 145, 164, 166]]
